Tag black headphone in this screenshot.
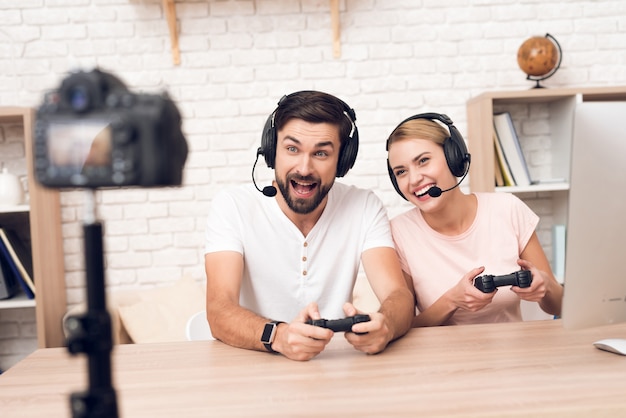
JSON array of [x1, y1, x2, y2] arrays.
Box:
[[386, 113, 470, 199], [259, 91, 359, 178]]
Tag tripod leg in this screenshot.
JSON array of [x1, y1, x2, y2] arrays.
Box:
[[66, 218, 118, 418]]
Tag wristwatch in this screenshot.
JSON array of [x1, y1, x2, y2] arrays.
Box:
[[261, 320, 284, 354]]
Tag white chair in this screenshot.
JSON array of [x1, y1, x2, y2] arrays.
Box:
[[185, 310, 215, 341]]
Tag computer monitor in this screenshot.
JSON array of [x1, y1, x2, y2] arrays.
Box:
[[561, 101, 626, 329]]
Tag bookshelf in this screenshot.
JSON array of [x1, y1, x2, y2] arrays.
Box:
[[466, 85, 626, 278], [466, 87, 626, 321], [467, 86, 626, 193], [0, 107, 67, 348]]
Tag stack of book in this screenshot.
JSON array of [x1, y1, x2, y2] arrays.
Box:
[[493, 112, 532, 187], [0, 227, 34, 300]]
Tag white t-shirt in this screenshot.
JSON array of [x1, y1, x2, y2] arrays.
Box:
[[390, 192, 539, 325], [205, 182, 393, 321]]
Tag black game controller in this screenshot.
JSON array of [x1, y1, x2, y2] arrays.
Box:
[[306, 314, 371, 335], [474, 270, 533, 293]]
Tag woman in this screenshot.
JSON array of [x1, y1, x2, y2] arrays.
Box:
[[386, 113, 563, 327]]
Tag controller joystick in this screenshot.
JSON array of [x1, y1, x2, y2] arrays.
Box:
[[306, 314, 371, 335], [474, 270, 533, 293]]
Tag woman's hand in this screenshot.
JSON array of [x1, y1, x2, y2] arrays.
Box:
[[448, 266, 497, 312]]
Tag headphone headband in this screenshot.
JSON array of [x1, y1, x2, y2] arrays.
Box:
[[260, 91, 359, 178], [387, 113, 454, 150]]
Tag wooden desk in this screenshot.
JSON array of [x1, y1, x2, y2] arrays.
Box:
[[1, 319, 625, 417]]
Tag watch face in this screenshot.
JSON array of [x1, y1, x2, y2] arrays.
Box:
[[261, 322, 277, 344]]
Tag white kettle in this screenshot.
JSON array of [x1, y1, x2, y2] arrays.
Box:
[[0, 166, 24, 206]]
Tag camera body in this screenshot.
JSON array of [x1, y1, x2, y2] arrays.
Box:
[[474, 270, 533, 293], [34, 69, 188, 188]]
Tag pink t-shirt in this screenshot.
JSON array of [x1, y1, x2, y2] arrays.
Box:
[[390, 193, 539, 325]]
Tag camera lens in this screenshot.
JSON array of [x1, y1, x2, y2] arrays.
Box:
[[68, 85, 90, 112]]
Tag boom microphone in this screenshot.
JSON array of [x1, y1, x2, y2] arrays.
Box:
[[426, 154, 471, 198], [252, 148, 277, 197]]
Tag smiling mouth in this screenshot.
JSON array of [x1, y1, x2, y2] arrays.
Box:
[[291, 178, 318, 196], [415, 184, 435, 198]]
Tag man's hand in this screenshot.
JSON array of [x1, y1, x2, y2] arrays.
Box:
[[341, 302, 392, 355], [271, 302, 333, 361]]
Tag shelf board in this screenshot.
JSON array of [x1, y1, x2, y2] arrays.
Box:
[[0, 292, 36, 309], [495, 182, 569, 194], [468, 85, 626, 106], [161, 0, 343, 64], [0, 204, 29, 214], [0, 107, 29, 123]]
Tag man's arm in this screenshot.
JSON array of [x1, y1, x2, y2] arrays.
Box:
[[205, 251, 333, 360], [348, 246, 413, 351], [205, 251, 268, 350]]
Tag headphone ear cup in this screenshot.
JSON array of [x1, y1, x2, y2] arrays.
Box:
[[387, 160, 407, 201], [336, 127, 359, 177], [260, 113, 276, 168], [443, 125, 469, 177]]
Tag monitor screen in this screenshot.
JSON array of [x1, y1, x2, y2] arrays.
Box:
[[562, 101, 626, 329]]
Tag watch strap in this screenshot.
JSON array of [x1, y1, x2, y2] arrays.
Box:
[[261, 320, 285, 354]]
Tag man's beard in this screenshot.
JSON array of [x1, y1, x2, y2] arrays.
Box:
[[276, 174, 333, 214]]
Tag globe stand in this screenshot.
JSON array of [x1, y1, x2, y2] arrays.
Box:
[[521, 33, 562, 89], [528, 74, 553, 89]]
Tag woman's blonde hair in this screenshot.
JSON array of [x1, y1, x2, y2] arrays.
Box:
[[386, 118, 449, 149]]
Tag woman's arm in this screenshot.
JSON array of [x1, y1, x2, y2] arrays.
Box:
[[409, 266, 496, 327], [517, 232, 564, 316]]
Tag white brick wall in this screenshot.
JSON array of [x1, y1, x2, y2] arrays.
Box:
[[1, 0, 625, 371]]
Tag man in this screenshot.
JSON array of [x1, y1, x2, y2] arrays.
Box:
[[204, 91, 413, 361]]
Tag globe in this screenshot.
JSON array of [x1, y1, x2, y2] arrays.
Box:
[[517, 36, 558, 76], [516, 34, 562, 88]]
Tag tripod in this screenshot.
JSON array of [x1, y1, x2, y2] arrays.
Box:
[[64, 191, 118, 418]]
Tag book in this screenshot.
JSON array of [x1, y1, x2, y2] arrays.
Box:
[[494, 147, 504, 187], [552, 224, 566, 284], [0, 228, 33, 281], [0, 228, 35, 298], [493, 112, 532, 187], [0, 239, 33, 299], [493, 129, 515, 186], [0, 253, 19, 299]]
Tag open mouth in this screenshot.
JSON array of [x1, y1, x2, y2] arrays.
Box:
[[415, 184, 435, 198], [291, 178, 318, 197]]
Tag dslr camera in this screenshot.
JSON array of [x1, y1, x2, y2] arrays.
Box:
[[34, 68, 188, 188]]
